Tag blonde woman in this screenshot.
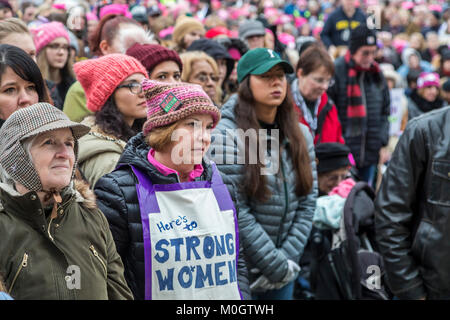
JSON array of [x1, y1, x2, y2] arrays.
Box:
[[180, 50, 221, 105], [32, 21, 76, 107]]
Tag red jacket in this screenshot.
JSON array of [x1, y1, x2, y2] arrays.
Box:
[[295, 92, 345, 145]]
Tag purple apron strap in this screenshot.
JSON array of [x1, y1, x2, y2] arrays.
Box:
[[209, 162, 243, 300], [126, 164, 159, 300]]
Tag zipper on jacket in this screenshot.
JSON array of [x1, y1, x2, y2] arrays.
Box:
[[89, 245, 107, 277], [275, 160, 289, 248], [8, 253, 28, 295], [47, 216, 55, 242]]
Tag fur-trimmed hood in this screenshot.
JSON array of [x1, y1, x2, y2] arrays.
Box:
[[0, 174, 97, 212]]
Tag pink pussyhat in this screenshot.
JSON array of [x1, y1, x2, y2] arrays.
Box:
[[52, 3, 66, 10], [295, 17, 308, 28], [417, 72, 440, 89], [99, 4, 132, 19], [401, 2, 414, 10], [278, 33, 295, 49], [428, 4, 442, 12], [86, 12, 98, 21], [159, 26, 174, 39]]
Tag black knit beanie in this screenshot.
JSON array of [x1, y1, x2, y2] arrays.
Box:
[[349, 24, 377, 54]]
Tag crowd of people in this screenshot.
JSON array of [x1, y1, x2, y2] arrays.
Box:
[[0, 0, 449, 301]]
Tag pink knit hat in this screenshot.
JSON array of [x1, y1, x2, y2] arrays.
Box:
[[73, 54, 148, 112], [142, 79, 221, 135], [99, 4, 133, 19], [417, 72, 440, 89], [31, 21, 70, 55]]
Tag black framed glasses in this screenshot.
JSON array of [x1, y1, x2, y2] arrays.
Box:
[[117, 82, 143, 94]]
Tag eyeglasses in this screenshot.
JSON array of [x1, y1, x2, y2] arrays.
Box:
[[47, 43, 70, 51], [195, 73, 219, 83], [311, 77, 335, 87], [322, 172, 350, 184], [117, 82, 143, 94]]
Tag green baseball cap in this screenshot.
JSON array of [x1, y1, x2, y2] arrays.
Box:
[[237, 48, 294, 84]]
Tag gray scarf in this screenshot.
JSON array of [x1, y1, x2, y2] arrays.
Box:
[[291, 79, 320, 132]]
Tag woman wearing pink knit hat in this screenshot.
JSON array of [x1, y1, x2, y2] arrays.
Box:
[[31, 21, 75, 106], [74, 54, 148, 186], [94, 79, 251, 300]]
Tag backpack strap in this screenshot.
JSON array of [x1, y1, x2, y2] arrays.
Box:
[[315, 99, 333, 144]]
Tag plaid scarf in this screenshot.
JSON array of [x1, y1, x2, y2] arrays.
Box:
[[344, 51, 380, 137]]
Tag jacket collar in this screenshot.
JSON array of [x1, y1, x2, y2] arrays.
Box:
[[117, 133, 213, 184], [0, 182, 76, 228]]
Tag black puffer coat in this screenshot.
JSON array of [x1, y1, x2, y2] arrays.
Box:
[[94, 133, 250, 300], [328, 56, 390, 168]]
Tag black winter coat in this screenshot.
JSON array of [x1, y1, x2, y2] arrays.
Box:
[[375, 106, 450, 299], [328, 56, 390, 168], [94, 133, 250, 300]]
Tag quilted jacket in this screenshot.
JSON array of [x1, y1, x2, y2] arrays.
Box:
[[209, 95, 318, 283]]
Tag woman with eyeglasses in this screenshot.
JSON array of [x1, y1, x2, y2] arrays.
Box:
[[73, 54, 148, 186], [180, 50, 221, 106], [31, 22, 76, 107], [293, 43, 345, 145]]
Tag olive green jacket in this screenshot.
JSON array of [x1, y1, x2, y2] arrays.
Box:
[[78, 116, 127, 187], [0, 179, 133, 300], [62, 81, 93, 122]]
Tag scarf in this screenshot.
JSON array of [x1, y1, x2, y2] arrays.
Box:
[[291, 79, 320, 132], [344, 51, 380, 138], [411, 90, 445, 113]]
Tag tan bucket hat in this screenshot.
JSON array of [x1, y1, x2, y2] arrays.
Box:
[[0, 103, 90, 192]]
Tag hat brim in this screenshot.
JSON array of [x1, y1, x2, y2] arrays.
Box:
[[21, 120, 91, 142], [242, 30, 265, 39], [250, 60, 294, 77]]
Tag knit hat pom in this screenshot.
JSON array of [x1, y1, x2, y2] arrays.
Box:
[[142, 78, 221, 135]]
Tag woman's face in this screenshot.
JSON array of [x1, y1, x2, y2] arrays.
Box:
[[1, 32, 37, 62], [150, 60, 181, 83], [318, 167, 350, 194], [29, 128, 75, 191], [113, 73, 147, 126], [183, 29, 204, 49], [297, 65, 333, 101], [169, 113, 214, 166], [408, 55, 420, 69], [45, 37, 69, 70], [0, 66, 39, 120], [188, 60, 218, 103], [420, 86, 439, 102], [249, 64, 287, 109]]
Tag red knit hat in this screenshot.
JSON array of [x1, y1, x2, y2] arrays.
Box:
[[73, 54, 148, 112], [142, 79, 221, 135], [126, 43, 183, 75]]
